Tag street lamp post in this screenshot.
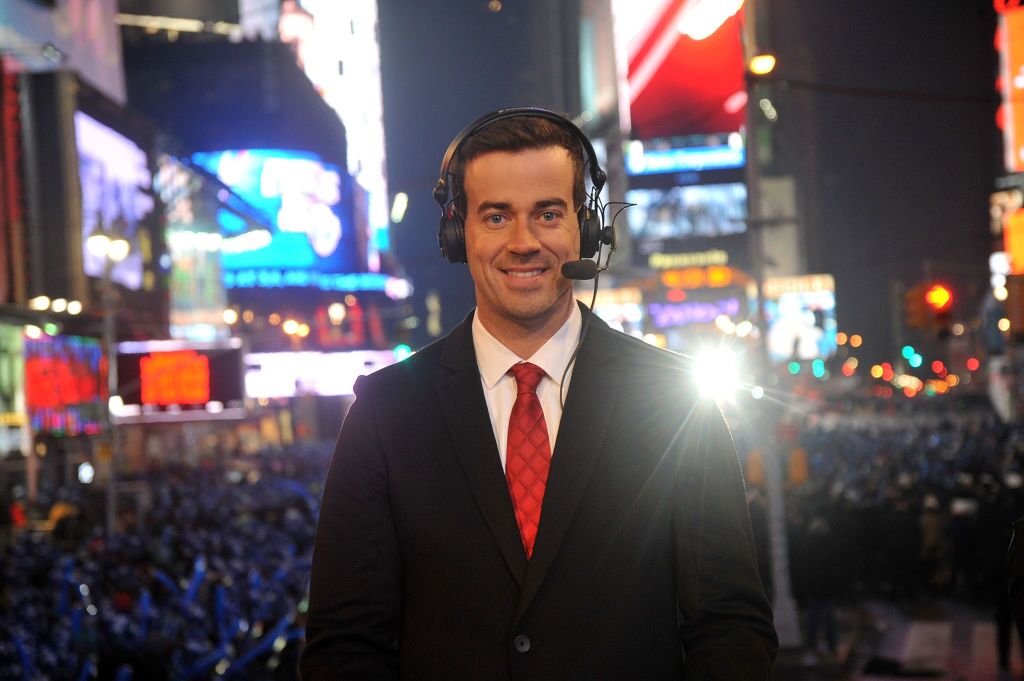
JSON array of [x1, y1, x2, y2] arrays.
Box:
[[86, 230, 129, 536]]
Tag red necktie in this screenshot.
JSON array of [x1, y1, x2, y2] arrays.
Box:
[[505, 362, 551, 559]]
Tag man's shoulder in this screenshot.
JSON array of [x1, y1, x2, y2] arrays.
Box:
[[590, 320, 696, 375]]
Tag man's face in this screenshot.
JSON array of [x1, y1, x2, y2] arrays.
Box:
[[463, 146, 579, 337]]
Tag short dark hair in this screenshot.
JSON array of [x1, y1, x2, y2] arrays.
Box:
[[450, 115, 587, 218]]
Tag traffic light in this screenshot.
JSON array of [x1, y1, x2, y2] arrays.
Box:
[[924, 283, 953, 338], [904, 283, 930, 330]]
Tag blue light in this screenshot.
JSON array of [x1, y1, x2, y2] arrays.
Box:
[[901, 345, 915, 360], [626, 145, 745, 176], [811, 359, 826, 378], [909, 353, 923, 368]]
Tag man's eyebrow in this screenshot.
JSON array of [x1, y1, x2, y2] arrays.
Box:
[[475, 201, 511, 215], [474, 198, 569, 215]]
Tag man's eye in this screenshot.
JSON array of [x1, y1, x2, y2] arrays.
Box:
[[539, 211, 558, 222], [485, 214, 505, 225]]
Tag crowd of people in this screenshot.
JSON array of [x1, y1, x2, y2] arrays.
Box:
[[2, 396, 1023, 678], [0, 445, 331, 681], [755, 398, 1023, 662]]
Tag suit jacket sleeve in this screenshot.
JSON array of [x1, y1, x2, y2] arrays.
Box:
[[674, 398, 778, 679], [300, 377, 402, 680]]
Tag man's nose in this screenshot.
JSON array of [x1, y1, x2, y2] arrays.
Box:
[[506, 219, 541, 253]]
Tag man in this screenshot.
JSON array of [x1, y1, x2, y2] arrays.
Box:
[[301, 109, 777, 680]]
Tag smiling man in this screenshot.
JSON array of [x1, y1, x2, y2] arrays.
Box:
[[301, 109, 777, 681]]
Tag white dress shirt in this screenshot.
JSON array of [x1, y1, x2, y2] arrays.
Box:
[[472, 304, 583, 471]]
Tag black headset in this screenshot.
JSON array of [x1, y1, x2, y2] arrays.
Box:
[[432, 107, 610, 264]]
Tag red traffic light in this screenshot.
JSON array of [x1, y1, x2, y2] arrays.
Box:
[[924, 284, 953, 312]]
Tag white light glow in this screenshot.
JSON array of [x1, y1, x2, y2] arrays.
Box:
[[28, 296, 50, 311], [50, 298, 67, 313], [24, 325, 42, 340], [78, 462, 95, 485], [107, 238, 130, 262], [677, 0, 745, 41], [221, 229, 272, 254], [390, 192, 409, 224], [67, 300, 83, 315], [694, 347, 742, 401]]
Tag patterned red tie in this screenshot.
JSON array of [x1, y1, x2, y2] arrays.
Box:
[[505, 362, 551, 559]]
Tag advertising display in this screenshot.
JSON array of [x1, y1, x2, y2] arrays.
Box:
[[24, 334, 105, 437], [0, 324, 26, 456], [245, 350, 396, 398], [153, 155, 231, 341], [115, 340, 245, 420], [645, 290, 747, 329], [612, 0, 746, 139], [75, 110, 153, 290], [763, 275, 838, 363], [999, 4, 1024, 173], [192, 149, 371, 291], [626, 182, 747, 267]]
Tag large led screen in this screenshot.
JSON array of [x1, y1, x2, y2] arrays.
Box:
[[25, 334, 105, 436], [75, 111, 153, 290], [612, 0, 746, 139], [627, 183, 746, 240], [763, 275, 838, 363], [192, 149, 360, 289], [245, 350, 395, 398], [116, 340, 245, 419]]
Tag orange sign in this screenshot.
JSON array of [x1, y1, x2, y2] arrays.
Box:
[[140, 350, 210, 405], [999, 7, 1024, 171]]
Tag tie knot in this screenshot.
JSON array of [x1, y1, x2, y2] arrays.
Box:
[[510, 362, 545, 394]]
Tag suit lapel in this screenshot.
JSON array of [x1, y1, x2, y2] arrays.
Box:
[[517, 309, 619, 620], [437, 312, 527, 586]]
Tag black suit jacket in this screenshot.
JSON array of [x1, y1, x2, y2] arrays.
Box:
[[301, 306, 777, 680]]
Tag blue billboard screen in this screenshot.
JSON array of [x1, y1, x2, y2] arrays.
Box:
[[192, 149, 363, 288]]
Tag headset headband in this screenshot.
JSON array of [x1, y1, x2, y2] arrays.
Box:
[[433, 107, 606, 207]]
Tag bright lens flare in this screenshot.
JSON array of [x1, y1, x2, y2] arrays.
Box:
[[693, 347, 741, 401]]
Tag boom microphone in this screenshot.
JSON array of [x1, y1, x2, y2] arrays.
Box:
[[560, 259, 599, 280]]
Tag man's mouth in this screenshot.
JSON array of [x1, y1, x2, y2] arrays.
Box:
[[504, 269, 544, 278]]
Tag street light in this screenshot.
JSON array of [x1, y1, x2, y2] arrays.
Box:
[[86, 228, 129, 537]]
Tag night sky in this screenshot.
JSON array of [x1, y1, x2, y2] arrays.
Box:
[[379, 0, 1000, 362]]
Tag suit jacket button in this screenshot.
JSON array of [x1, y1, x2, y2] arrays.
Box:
[[513, 634, 531, 653]]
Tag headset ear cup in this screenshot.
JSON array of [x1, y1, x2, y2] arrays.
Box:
[[439, 203, 467, 263], [578, 202, 602, 259]]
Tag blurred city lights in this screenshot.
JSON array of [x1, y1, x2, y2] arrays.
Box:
[[676, 0, 744, 41], [282, 319, 299, 335], [24, 325, 41, 339], [749, 53, 777, 75], [390, 192, 409, 224], [836, 332, 848, 346], [811, 359, 826, 378], [78, 462, 95, 485], [242, 310, 255, 324], [951, 323, 965, 336], [966, 357, 980, 371], [693, 347, 742, 401], [901, 345, 915, 359], [735, 320, 753, 337], [297, 323, 311, 338], [714, 315, 736, 334], [999, 317, 1012, 332], [223, 309, 239, 325], [909, 353, 923, 368], [924, 284, 953, 311], [870, 365, 884, 379], [788, 361, 801, 375], [932, 360, 945, 374], [995, 286, 1009, 301], [43, 323, 58, 336], [328, 302, 347, 325], [849, 334, 862, 348], [268, 313, 282, 326], [947, 374, 961, 386], [393, 343, 413, 361], [50, 298, 67, 313], [67, 300, 83, 315], [28, 296, 50, 311], [751, 386, 765, 400]]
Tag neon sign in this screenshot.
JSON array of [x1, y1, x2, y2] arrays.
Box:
[[140, 350, 211, 405]]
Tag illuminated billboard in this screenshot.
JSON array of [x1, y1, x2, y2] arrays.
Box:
[[626, 183, 747, 266], [999, 5, 1024, 173], [24, 334, 105, 436], [192, 149, 368, 290], [245, 350, 395, 398], [115, 340, 245, 420], [763, 275, 838, 363], [75, 111, 154, 290], [612, 0, 746, 139], [153, 155, 230, 341]]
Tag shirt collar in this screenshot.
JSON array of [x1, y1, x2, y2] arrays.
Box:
[[472, 303, 583, 389]]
